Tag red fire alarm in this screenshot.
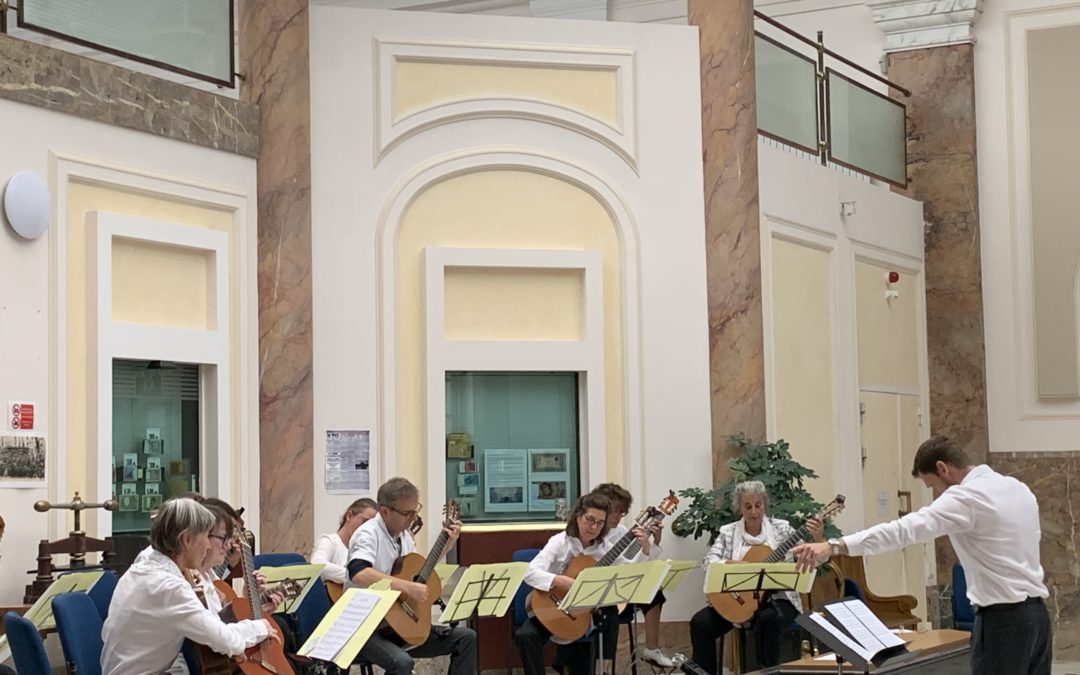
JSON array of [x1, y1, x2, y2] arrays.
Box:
[[888, 271, 900, 284]]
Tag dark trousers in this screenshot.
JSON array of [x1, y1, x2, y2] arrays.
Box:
[[514, 610, 619, 675], [359, 625, 477, 675], [972, 598, 1051, 675], [690, 599, 798, 674]]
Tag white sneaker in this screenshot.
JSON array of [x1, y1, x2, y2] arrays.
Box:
[[641, 648, 675, 668]]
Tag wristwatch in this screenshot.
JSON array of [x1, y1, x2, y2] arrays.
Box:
[[827, 538, 843, 557]]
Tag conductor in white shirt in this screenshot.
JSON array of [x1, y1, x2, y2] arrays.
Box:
[[792, 435, 1051, 675]]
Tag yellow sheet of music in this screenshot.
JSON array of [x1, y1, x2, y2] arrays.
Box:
[[435, 563, 459, 581], [704, 562, 815, 594], [659, 560, 697, 592], [560, 560, 670, 611], [298, 588, 399, 669], [257, 563, 325, 614], [0, 571, 106, 661]]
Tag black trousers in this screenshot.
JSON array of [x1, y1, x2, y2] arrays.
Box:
[[971, 597, 1051, 675], [689, 598, 798, 674], [514, 609, 620, 675]]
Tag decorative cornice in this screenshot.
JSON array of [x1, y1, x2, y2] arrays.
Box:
[[867, 0, 984, 52], [0, 34, 259, 157], [529, 0, 608, 19]]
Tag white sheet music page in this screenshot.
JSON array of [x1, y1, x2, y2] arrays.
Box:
[[808, 613, 876, 664], [306, 590, 380, 661], [828, 599, 906, 651]]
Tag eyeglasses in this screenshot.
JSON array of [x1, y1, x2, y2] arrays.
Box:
[[389, 503, 423, 519], [580, 515, 605, 528], [208, 534, 228, 545]]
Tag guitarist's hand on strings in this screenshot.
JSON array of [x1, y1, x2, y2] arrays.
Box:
[[631, 526, 651, 556], [551, 575, 575, 596], [649, 522, 663, 545], [442, 522, 462, 554], [261, 619, 283, 644], [398, 579, 430, 603], [806, 516, 825, 542]]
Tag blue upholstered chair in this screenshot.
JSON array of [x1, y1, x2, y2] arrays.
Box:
[[952, 563, 975, 631], [253, 552, 307, 569], [52, 591, 104, 675], [4, 611, 50, 675]]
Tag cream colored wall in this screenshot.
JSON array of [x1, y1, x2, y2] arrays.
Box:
[[854, 261, 919, 390], [393, 60, 620, 128], [1027, 24, 1080, 397], [65, 181, 238, 516], [112, 239, 213, 329], [443, 267, 585, 341], [770, 238, 836, 498], [397, 169, 624, 500]]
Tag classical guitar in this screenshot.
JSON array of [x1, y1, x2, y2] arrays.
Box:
[[228, 538, 297, 675], [326, 515, 424, 604], [708, 494, 845, 623], [529, 491, 680, 642], [381, 503, 459, 646], [184, 568, 234, 675]]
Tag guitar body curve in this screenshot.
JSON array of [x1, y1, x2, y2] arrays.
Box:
[[528, 554, 596, 642], [230, 591, 296, 675], [707, 544, 773, 624], [384, 552, 442, 646], [325, 580, 344, 604]]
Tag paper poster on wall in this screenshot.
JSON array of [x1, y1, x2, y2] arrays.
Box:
[[483, 449, 527, 512], [527, 448, 570, 512], [0, 435, 47, 487], [325, 430, 371, 493]]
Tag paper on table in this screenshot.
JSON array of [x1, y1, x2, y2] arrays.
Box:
[[808, 613, 875, 664], [826, 600, 906, 651]]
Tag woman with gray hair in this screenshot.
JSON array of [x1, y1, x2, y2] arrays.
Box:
[[100, 497, 280, 675], [688, 481, 824, 673]]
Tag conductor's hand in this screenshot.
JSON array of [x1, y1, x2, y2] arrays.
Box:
[[631, 526, 651, 556], [791, 542, 831, 573], [551, 575, 575, 596], [806, 516, 825, 543]]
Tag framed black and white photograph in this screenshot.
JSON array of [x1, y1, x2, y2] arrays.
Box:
[[142, 494, 162, 512], [0, 435, 46, 486], [119, 494, 140, 512]]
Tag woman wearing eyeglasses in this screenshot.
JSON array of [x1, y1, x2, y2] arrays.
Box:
[[514, 492, 652, 675]]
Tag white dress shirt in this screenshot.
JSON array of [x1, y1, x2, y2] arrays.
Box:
[[843, 464, 1049, 608], [525, 530, 641, 592], [312, 532, 350, 584], [101, 548, 269, 675]]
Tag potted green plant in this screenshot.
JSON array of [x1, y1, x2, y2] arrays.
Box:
[[672, 433, 841, 543]]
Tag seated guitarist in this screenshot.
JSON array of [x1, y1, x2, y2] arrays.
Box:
[[101, 498, 280, 675], [514, 492, 652, 675], [591, 483, 674, 668], [313, 497, 378, 586], [689, 481, 823, 673], [345, 477, 477, 675]]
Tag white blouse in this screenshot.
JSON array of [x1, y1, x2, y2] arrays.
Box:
[[101, 548, 268, 675], [311, 532, 350, 584]]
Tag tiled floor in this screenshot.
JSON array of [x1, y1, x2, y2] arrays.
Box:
[[1054, 662, 1080, 675]]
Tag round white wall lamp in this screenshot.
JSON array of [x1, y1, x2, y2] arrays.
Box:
[[3, 171, 52, 240]]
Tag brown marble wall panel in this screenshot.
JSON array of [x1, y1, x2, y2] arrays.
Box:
[[991, 452, 1080, 660], [0, 34, 258, 156], [688, 0, 767, 481], [887, 45, 988, 584], [239, 1, 315, 554]]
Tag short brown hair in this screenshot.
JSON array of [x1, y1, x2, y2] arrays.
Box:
[[340, 498, 378, 528], [590, 483, 632, 513], [202, 497, 240, 539], [565, 492, 613, 544], [377, 477, 419, 508], [911, 435, 971, 477], [150, 497, 215, 558]]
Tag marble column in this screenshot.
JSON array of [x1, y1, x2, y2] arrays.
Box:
[[687, 0, 766, 482], [239, 1, 315, 554]]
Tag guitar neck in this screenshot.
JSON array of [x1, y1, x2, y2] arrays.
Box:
[[416, 529, 451, 583], [239, 544, 263, 621]]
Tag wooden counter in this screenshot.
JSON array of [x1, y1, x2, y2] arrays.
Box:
[[456, 523, 564, 671]]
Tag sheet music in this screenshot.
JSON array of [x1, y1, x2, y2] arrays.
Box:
[[826, 599, 906, 651], [306, 590, 380, 661], [808, 613, 875, 663]]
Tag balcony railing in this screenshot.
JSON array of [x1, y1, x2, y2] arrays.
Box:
[[0, 0, 235, 88], [754, 11, 910, 188]]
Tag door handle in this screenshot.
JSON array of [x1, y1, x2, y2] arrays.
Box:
[[897, 490, 912, 517]]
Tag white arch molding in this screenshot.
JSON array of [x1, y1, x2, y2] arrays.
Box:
[[374, 149, 647, 544]]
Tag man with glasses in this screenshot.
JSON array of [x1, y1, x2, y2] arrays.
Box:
[[513, 492, 651, 675], [346, 477, 476, 675]]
